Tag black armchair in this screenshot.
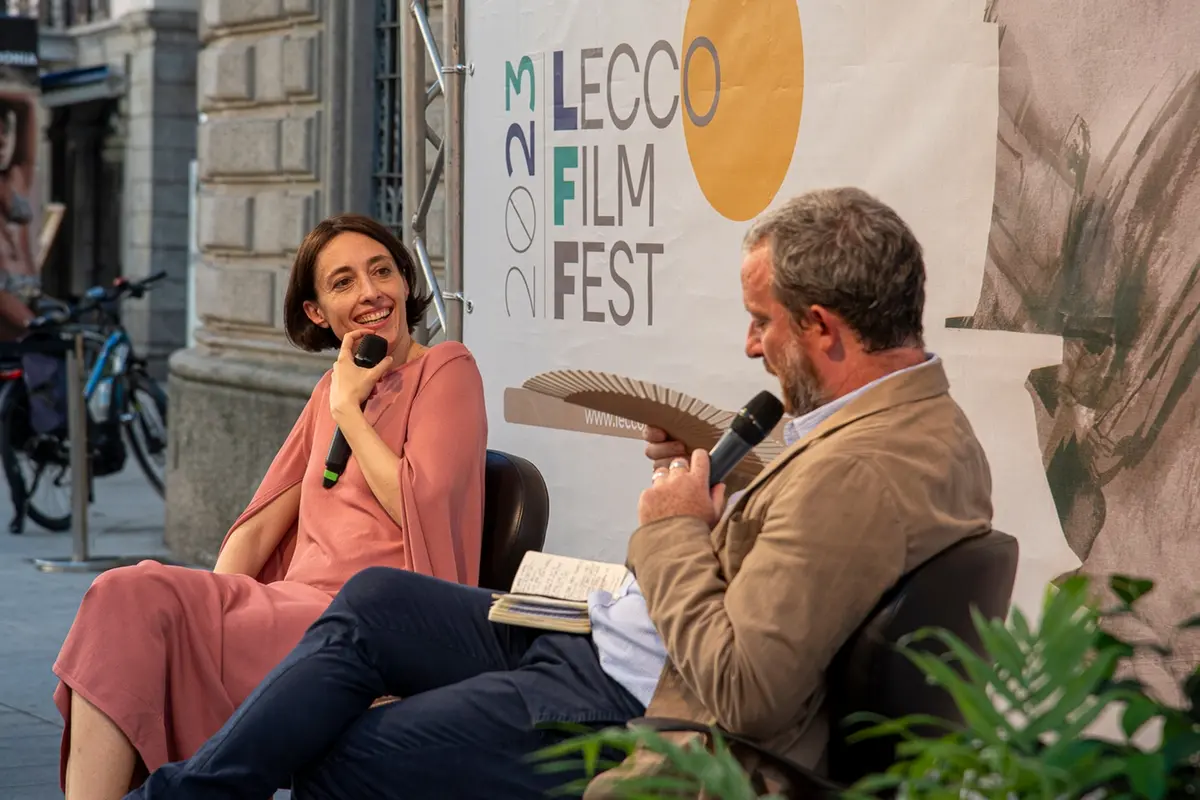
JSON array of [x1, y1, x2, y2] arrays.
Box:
[[632, 530, 1020, 797], [478, 449, 551, 592]]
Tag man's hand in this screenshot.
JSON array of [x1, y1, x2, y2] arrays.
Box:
[[644, 425, 688, 469], [638, 449, 727, 528], [329, 329, 393, 423]]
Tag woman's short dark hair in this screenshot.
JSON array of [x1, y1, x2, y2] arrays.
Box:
[[283, 213, 431, 352]]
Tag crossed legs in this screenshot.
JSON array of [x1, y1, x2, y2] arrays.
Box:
[[128, 567, 643, 799]]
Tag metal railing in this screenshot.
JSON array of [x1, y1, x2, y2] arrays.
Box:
[[21, 0, 110, 29], [373, 1, 405, 243], [0, 0, 35, 17]]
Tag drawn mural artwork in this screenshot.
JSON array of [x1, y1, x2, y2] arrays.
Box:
[[0, 15, 41, 342], [962, 0, 1200, 683]]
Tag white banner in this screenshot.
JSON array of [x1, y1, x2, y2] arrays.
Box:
[[462, 0, 1080, 621]]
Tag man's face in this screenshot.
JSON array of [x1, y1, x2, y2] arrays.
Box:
[[741, 244, 825, 416]]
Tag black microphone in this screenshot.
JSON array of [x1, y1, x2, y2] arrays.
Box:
[[708, 391, 785, 487], [322, 333, 390, 488]]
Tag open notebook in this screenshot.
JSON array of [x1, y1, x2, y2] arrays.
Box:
[[487, 551, 629, 634]]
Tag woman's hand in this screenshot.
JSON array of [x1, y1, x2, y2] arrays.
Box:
[[329, 329, 394, 424]]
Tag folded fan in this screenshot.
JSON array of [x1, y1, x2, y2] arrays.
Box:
[[521, 369, 785, 488]]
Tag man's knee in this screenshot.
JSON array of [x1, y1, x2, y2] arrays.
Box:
[[335, 566, 411, 611], [335, 567, 475, 619]]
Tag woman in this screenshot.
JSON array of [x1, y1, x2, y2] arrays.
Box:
[[0, 93, 39, 340], [52, 214, 488, 799]]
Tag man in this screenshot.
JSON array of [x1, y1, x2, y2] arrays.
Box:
[[126, 187, 992, 799]]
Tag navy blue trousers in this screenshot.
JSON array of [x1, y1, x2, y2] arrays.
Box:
[[125, 567, 645, 800]]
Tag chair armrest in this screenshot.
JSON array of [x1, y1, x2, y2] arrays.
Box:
[[629, 717, 845, 797]]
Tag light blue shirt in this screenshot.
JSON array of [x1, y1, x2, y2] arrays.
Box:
[[588, 355, 939, 706]]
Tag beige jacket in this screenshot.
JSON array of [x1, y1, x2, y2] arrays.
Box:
[[585, 359, 993, 797]]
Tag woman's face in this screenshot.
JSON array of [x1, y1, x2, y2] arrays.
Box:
[[303, 231, 410, 354]]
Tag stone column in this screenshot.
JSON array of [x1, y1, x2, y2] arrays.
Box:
[[167, 0, 375, 565], [45, 4, 198, 368], [120, 8, 199, 379]]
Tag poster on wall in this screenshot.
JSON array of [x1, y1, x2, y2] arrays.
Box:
[[462, 0, 1081, 624], [0, 15, 42, 341]]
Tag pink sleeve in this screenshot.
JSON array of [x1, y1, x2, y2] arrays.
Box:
[[217, 372, 330, 582], [399, 348, 488, 586]]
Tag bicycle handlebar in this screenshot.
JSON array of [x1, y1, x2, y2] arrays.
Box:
[[27, 270, 168, 332], [112, 270, 168, 300]]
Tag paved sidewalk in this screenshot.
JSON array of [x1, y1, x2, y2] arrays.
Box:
[[0, 464, 168, 799]]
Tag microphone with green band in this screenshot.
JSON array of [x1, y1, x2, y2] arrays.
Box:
[[322, 333, 389, 488]]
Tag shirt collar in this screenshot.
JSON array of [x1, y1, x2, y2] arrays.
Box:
[[782, 353, 940, 446]]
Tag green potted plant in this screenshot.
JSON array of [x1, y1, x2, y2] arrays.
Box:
[[844, 574, 1200, 799], [534, 574, 1200, 799]]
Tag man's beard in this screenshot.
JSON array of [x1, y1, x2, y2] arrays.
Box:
[[775, 345, 825, 417]]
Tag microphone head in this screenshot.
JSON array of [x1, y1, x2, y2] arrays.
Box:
[[353, 333, 389, 367], [729, 390, 784, 444]]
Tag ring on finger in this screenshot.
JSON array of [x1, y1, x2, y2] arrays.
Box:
[[651, 469, 667, 482], [669, 459, 688, 470]]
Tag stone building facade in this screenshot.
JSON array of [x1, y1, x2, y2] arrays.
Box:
[[35, 0, 198, 376], [168, 0, 446, 563]]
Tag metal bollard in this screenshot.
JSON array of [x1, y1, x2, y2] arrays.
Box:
[[32, 332, 138, 573]]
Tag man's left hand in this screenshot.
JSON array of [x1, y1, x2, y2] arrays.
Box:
[[638, 449, 727, 528]]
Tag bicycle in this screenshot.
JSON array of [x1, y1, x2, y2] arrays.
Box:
[[0, 272, 170, 534]]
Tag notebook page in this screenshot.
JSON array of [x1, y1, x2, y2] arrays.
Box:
[[508, 551, 629, 602]]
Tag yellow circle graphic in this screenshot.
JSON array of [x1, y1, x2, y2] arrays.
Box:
[[682, 0, 804, 222]]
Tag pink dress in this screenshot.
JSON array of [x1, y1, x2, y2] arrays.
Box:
[[51, 340, 487, 785]]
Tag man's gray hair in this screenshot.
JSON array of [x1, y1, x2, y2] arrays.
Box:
[[743, 187, 925, 352]]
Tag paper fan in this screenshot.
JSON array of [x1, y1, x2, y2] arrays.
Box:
[[522, 370, 784, 488]]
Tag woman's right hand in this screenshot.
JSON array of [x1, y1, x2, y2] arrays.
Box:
[[643, 426, 687, 470], [329, 329, 394, 423]]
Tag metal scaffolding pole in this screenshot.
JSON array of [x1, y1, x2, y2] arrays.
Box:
[[400, 1, 430, 339], [404, 0, 471, 342], [441, 0, 466, 342]]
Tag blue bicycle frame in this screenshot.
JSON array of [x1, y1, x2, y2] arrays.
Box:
[[80, 286, 134, 420], [84, 329, 133, 424]]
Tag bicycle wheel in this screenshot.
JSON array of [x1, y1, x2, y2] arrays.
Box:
[[0, 380, 30, 533], [0, 379, 72, 532], [122, 369, 168, 497]]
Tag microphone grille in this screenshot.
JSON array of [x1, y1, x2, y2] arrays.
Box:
[[736, 391, 784, 439], [354, 333, 389, 366]]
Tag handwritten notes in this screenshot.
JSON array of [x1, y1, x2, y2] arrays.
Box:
[[508, 551, 629, 602]]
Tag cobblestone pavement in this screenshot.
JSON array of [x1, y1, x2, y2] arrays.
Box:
[[0, 465, 167, 798]]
